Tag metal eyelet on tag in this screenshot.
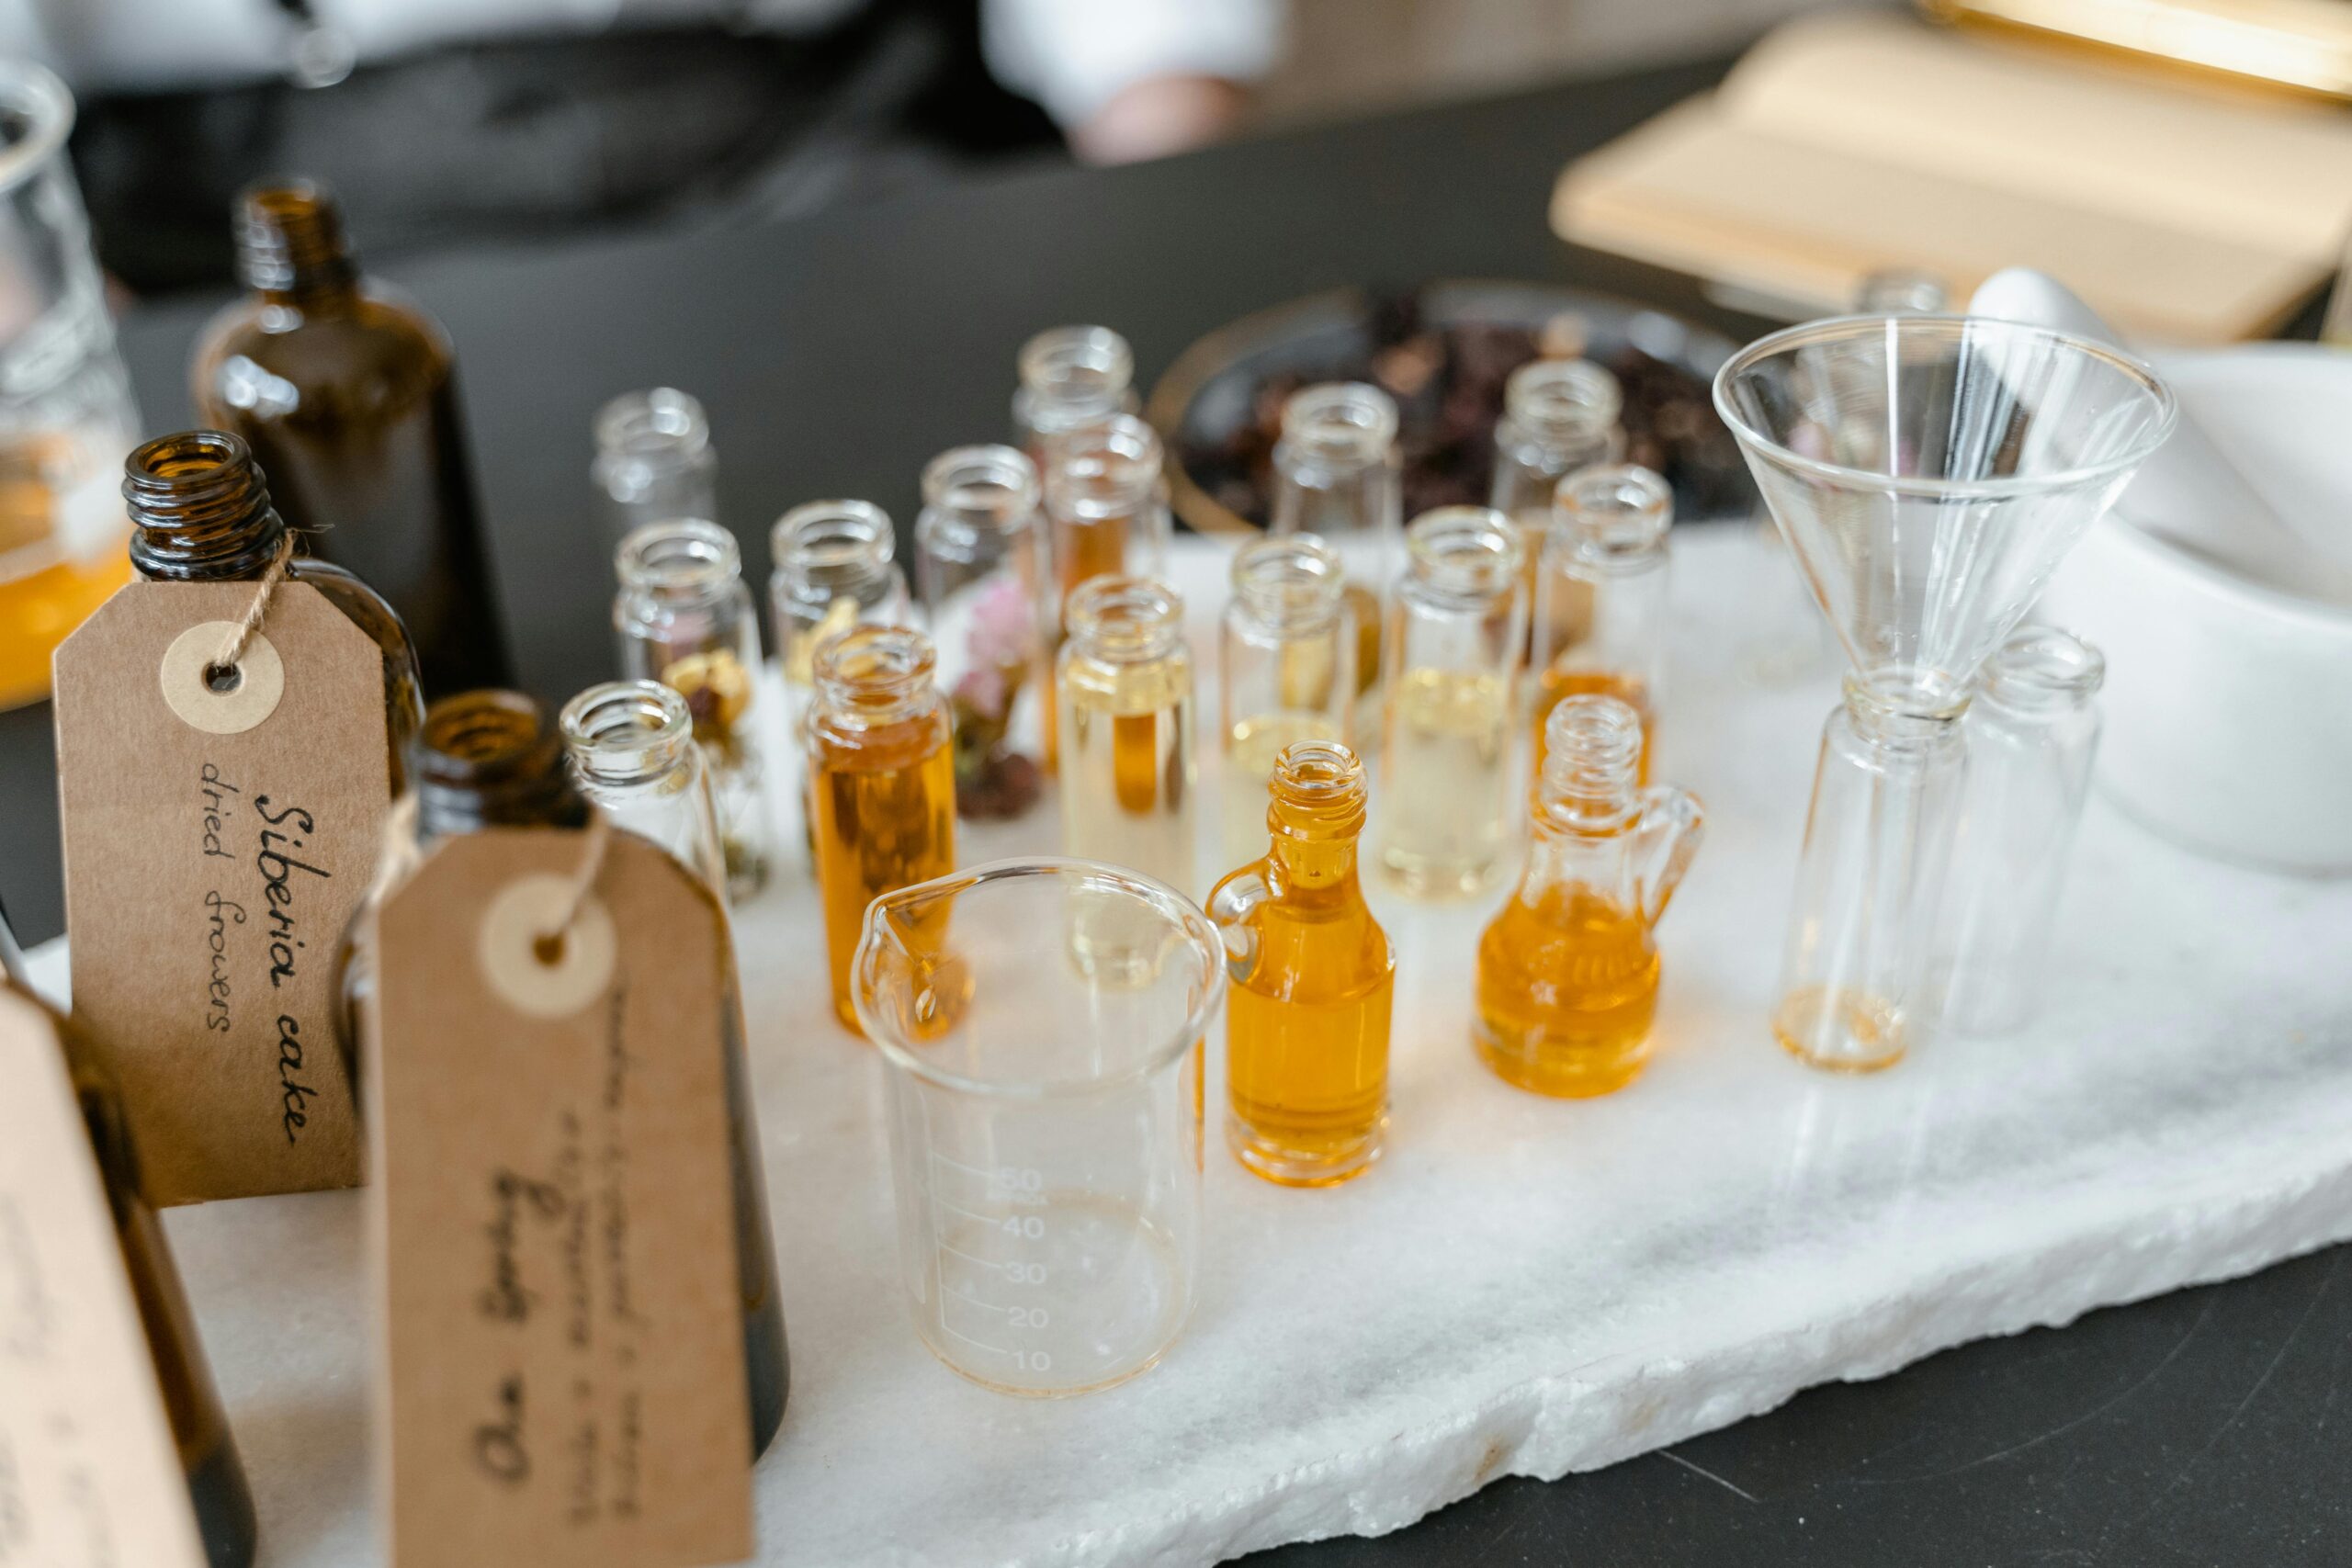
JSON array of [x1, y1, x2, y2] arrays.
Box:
[[477, 872, 616, 1019], [159, 620, 285, 735]]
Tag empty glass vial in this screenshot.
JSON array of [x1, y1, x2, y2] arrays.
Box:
[[1378, 507, 1527, 898], [593, 387, 718, 544], [1212, 739, 1395, 1187], [1476, 695, 1704, 1098], [1271, 382, 1400, 708], [1531, 464, 1672, 784], [1774, 672, 1968, 1074], [1218, 534, 1354, 873], [1060, 576, 1197, 897], [914, 445, 1049, 821], [807, 626, 957, 1032], [556, 680, 790, 1455], [193, 180, 510, 694], [615, 518, 773, 899], [124, 430, 424, 794], [1940, 626, 2105, 1035], [1012, 324, 1136, 458], [770, 498, 912, 725], [1493, 359, 1623, 667]]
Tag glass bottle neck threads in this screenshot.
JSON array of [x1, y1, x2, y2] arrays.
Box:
[[1268, 738, 1367, 843], [1274, 382, 1398, 491], [918, 445, 1040, 550], [594, 389, 713, 503], [1230, 535, 1344, 634], [1555, 464, 1672, 570], [813, 625, 938, 728], [233, 180, 359, 304], [123, 429, 288, 581], [413, 690, 585, 839], [1044, 414, 1162, 525], [1401, 507, 1523, 606], [1978, 625, 2104, 722], [1537, 694, 1643, 829], [771, 500, 899, 615], [1066, 576, 1184, 664], [1501, 360, 1621, 463], [560, 680, 698, 793], [616, 518, 742, 612], [1015, 325, 1135, 441]]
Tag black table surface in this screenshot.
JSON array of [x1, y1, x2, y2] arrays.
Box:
[[5, 53, 2346, 1566]]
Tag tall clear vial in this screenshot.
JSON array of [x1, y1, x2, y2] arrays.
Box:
[[1940, 626, 2105, 1036], [1531, 464, 1672, 783], [593, 387, 718, 544], [915, 445, 1049, 820], [1218, 534, 1353, 871], [1060, 576, 1197, 897], [1271, 381, 1399, 707], [1012, 324, 1136, 458], [1492, 359, 1623, 669], [1043, 412, 1171, 615], [1378, 507, 1527, 899], [614, 517, 774, 899]]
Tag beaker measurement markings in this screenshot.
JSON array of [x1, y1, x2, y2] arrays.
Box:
[[928, 1151, 1051, 1205]]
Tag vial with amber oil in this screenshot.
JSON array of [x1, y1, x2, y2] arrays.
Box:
[[1530, 464, 1672, 783], [1474, 695, 1703, 1098], [1212, 739, 1396, 1186], [807, 626, 957, 1032]]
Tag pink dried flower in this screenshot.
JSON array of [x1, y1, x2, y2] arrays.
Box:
[[956, 663, 1008, 718], [965, 574, 1037, 673]]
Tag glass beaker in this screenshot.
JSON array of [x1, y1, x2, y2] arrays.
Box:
[[0, 62, 140, 710], [854, 857, 1220, 1397]]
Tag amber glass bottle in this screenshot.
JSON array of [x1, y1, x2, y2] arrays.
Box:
[[192, 181, 508, 695], [126, 429, 424, 793], [0, 891, 258, 1568], [1210, 739, 1396, 1187]]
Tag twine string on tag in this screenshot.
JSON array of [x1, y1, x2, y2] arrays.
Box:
[[536, 810, 612, 964], [209, 533, 297, 690]]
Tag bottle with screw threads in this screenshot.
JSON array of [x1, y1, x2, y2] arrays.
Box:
[[807, 626, 956, 1032], [1059, 575, 1196, 897], [557, 680, 789, 1455], [592, 388, 718, 546], [1378, 507, 1526, 899], [1476, 695, 1704, 1097], [1211, 739, 1395, 1187], [615, 519, 774, 900], [191, 180, 508, 694], [124, 429, 424, 793], [1219, 535, 1353, 873], [1271, 382, 1399, 712], [2, 901, 259, 1568], [1531, 464, 1672, 784], [1492, 359, 1623, 665], [1012, 324, 1136, 461]]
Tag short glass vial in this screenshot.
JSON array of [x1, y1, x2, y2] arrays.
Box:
[[1376, 507, 1527, 899], [1012, 323, 1137, 457], [593, 387, 718, 545], [614, 518, 773, 899], [1270, 381, 1399, 709]]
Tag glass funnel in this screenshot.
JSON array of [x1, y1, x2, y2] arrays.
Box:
[[1714, 316, 2173, 1071], [853, 857, 1221, 1396]]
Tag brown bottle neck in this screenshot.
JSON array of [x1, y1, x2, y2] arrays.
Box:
[[235, 181, 362, 307], [123, 430, 289, 581], [413, 691, 589, 842]]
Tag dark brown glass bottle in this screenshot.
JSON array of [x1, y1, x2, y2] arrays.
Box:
[[126, 429, 424, 795], [1, 896, 259, 1568], [192, 181, 510, 696]]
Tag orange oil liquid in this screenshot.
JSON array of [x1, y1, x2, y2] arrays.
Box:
[[811, 719, 956, 1032], [1474, 886, 1659, 1097], [1532, 666, 1653, 784], [0, 543, 130, 709]]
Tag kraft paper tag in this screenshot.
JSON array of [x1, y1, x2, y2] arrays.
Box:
[[365, 829, 752, 1568], [0, 987, 211, 1568], [54, 580, 393, 1205]]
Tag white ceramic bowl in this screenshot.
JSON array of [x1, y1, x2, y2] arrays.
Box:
[[2042, 344, 2352, 875]]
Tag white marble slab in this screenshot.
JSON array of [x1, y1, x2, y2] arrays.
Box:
[[30, 529, 2352, 1567]]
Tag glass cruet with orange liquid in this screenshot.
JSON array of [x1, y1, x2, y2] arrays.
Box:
[[1475, 694, 1702, 1098], [1211, 738, 1396, 1187], [1530, 463, 1671, 782]]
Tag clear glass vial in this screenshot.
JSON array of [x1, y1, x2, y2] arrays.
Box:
[[770, 499, 914, 846], [552, 678, 790, 1454], [1212, 739, 1395, 1187], [1378, 507, 1527, 899], [1940, 626, 2105, 1035], [1489, 358, 1623, 528], [593, 387, 718, 544], [1270, 381, 1400, 705], [1059, 575, 1197, 897], [1773, 672, 1968, 1073], [915, 445, 1049, 821], [1218, 534, 1353, 872], [615, 517, 774, 899], [1531, 464, 1672, 783], [1042, 412, 1171, 615], [1476, 695, 1703, 1098], [1012, 324, 1136, 457], [806, 626, 957, 1032]]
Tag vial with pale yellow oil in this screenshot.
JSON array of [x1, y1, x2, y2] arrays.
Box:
[[1530, 464, 1671, 784], [1218, 533, 1353, 872], [1377, 507, 1526, 899], [1212, 739, 1395, 1186], [1475, 694, 1703, 1097]]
